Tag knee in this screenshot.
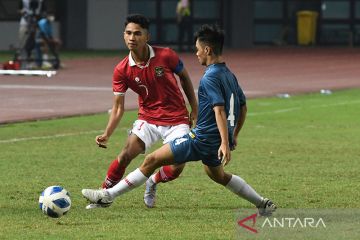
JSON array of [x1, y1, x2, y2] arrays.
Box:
[[141, 153, 158, 171]]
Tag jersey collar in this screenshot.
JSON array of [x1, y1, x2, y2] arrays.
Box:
[[128, 44, 155, 68], [205, 62, 226, 73]]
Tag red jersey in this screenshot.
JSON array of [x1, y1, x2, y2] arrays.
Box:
[[113, 45, 189, 126]]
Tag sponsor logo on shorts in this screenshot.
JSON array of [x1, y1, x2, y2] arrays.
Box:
[[174, 138, 188, 145]]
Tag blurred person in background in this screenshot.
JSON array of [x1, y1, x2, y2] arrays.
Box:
[[176, 0, 192, 52], [17, 0, 46, 64], [35, 12, 61, 69]]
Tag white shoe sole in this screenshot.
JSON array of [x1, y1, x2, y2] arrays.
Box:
[[85, 203, 112, 209]]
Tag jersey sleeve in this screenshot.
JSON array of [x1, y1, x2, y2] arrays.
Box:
[[233, 74, 246, 106], [237, 84, 246, 106], [202, 76, 225, 107], [112, 66, 128, 96], [166, 48, 184, 74]]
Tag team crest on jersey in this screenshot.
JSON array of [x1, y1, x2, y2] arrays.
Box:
[[154, 66, 164, 77], [134, 77, 141, 83]]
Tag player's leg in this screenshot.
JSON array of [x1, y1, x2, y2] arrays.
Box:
[[147, 163, 184, 186], [102, 134, 145, 189], [151, 123, 189, 183], [82, 144, 175, 204], [46, 38, 60, 69], [18, 24, 28, 61], [85, 134, 145, 209], [109, 143, 174, 197], [102, 119, 159, 189], [203, 165, 276, 215], [34, 41, 43, 68], [144, 124, 189, 207], [203, 165, 263, 205]]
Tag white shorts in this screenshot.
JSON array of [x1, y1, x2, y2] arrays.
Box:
[[130, 120, 190, 152]]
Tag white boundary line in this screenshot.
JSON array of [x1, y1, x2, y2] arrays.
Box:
[[0, 84, 263, 94], [1, 84, 262, 95], [0, 130, 103, 144], [0, 69, 57, 77], [0, 85, 110, 91]]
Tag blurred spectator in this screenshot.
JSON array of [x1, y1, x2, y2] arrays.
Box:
[[176, 0, 192, 52], [18, 0, 46, 60], [35, 13, 61, 69]]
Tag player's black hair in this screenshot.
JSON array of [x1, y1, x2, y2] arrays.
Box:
[[194, 24, 224, 55], [125, 14, 150, 30]]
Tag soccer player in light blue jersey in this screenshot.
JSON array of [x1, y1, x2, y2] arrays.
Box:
[[82, 24, 277, 216]]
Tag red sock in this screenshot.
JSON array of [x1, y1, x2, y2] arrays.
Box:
[[102, 159, 126, 189], [153, 165, 180, 183]]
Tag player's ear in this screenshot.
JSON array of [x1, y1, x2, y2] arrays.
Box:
[[204, 46, 211, 56]]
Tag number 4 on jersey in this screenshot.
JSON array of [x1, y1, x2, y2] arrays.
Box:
[[227, 93, 235, 126]]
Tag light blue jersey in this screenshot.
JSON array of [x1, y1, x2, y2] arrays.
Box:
[[170, 63, 246, 166], [37, 18, 53, 39]]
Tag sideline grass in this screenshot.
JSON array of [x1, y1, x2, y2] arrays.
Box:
[[0, 89, 359, 239]]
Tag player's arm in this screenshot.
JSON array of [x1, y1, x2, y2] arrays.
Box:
[[177, 68, 198, 127], [232, 104, 247, 149], [213, 105, 231, 166], [95, 95, 125, 148]]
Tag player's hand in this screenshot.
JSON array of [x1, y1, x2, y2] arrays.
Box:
[[218, 143, 231, 166], [95, 134, 109, 149], [231, 138, 238, 151], [189, 110, 197, 128]]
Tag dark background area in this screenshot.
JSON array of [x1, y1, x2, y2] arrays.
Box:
[[0, 0, 359, 49]]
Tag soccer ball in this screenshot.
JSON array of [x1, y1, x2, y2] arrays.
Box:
[[39, 186, 71, 218]]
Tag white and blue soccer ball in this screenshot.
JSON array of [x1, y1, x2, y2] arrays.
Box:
[[39, 186, 71, 218]]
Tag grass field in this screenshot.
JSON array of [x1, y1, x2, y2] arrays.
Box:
[[0, 89, 359, 239]]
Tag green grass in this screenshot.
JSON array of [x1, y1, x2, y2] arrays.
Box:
[[0, 89, 359, 239]]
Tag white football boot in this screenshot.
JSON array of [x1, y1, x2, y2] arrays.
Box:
[[257, 198, 277, 216], [82, 189, 113, 209]]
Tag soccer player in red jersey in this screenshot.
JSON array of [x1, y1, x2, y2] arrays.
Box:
[[85, 14, 197, 209]]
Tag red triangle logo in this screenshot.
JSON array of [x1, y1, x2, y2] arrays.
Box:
[[237, 213, 258, 233]]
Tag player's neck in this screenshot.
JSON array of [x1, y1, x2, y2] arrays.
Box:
[[130, 45, 150, 65], [206, 55, 223, 66]]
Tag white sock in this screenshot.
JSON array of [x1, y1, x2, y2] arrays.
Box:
[[225, 175, 263, 207], [107, 168, 148, 198], [150, 174, 156, 183]]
